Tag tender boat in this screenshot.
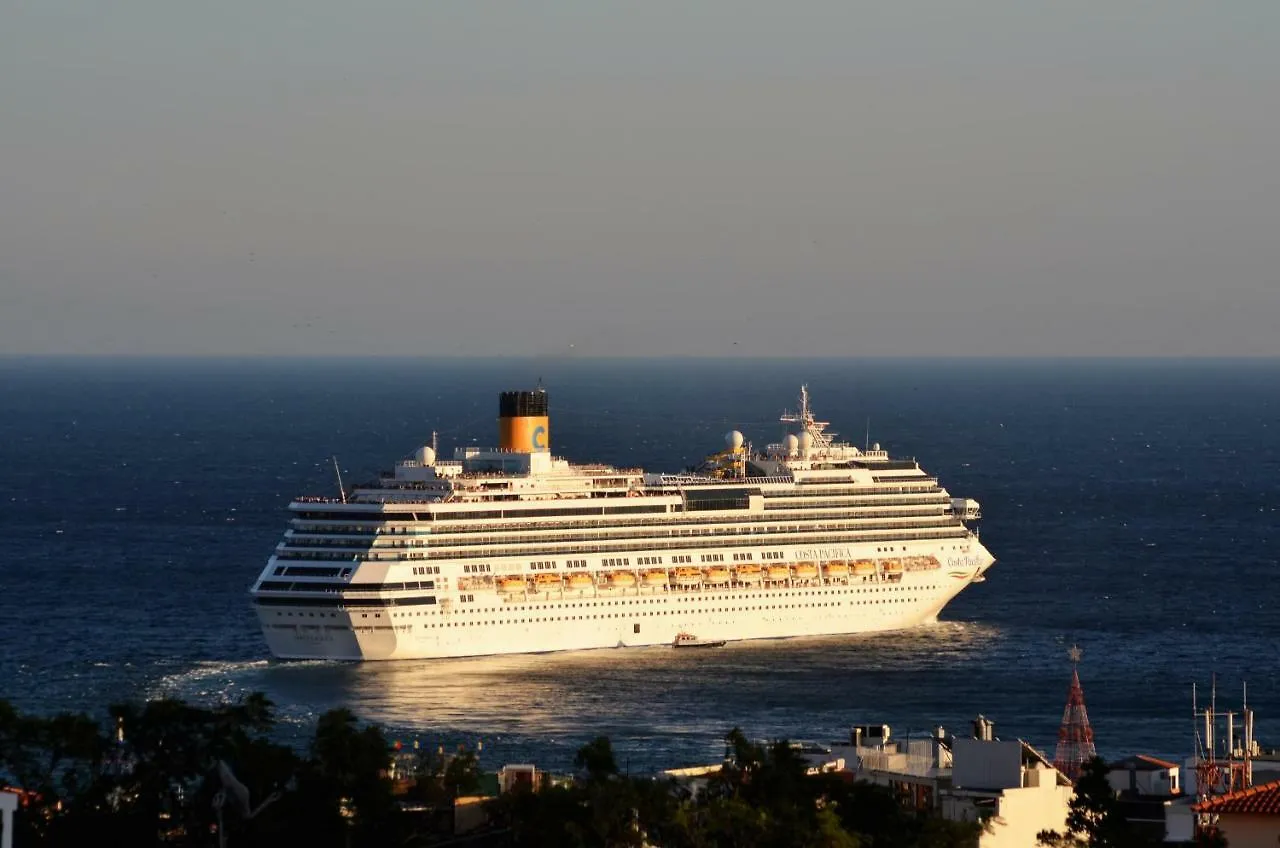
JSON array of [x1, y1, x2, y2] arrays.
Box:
[[673, 567, 703, 587], [673, 632, 726, 649], [704, 566, 732, 585], [643, 569, 669, 587]]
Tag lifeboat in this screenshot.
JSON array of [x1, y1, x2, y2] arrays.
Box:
[[882, 559, 903, 574], [534, 572, 563, 588], [852, 560, 876, 577], [824, 560, 850, 578], [673, 567, 702, 587], [793, 561, 818, 580], [498, 577, 527, 593], [735, 564, 762, 584], [567, 572, 594, 589], [704, 566, 732, 585], [609, 571, 637, 588], [643, 569, 669, 587], [924, 555, 941, 569], [766, 565, 791, 582]]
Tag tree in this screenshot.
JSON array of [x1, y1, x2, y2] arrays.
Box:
[[575, 736, 620, 784], [299, 707, 402, 846], [1194, 826, 1229, 848], [1038, 756, 1155, 848]]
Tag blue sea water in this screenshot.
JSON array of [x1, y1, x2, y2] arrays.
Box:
[[1, 356, 1277, 773]]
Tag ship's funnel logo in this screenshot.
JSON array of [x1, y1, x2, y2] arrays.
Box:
[[498, 389, 550, 453]]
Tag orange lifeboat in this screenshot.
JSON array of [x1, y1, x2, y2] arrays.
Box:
[[852, 560, 876, 577], [704, 566, 732, 585], [793, 561, 818, 580], [567, 572, 594, 589], [498, 577, 527, 594], [643, 569, 669, 587], [534, 572, 563, 589], [609, 571, 637, 588], [882, 559, 903, 574], [824, 561, 849, 578], [735, 564, 762, 584], [923, 555, 941, 569], [766, 565, 790, 582], [673, 567, 702, 587]]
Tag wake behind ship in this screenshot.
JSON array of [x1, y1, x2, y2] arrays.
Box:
[[250, 386, 994, 660]]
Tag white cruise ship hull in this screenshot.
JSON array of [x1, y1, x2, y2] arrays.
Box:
[[252, 385, 997, 662], [256, 543, 993, 661]]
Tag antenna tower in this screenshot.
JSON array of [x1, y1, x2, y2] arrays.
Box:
[[1053, 645, 1097, 782], [1192, 677, 1254, 801], [779, 384, 836, 449]]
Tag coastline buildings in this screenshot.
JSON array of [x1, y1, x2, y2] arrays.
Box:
[[1108, 755, 1195, 843], [827, 720, 1073, 848]]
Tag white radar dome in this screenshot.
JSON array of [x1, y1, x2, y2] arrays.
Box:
[[415, 446, 437, 466], [725, 430, 744, 450], [797, 432, 813, 453], [783, 434, 800, 454]]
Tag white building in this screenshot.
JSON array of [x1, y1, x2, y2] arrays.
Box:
[[828, 720, 1074, 848], [1, 789, 17, 848], [1108, 754, 1195, 843], [947, 737, 1075, 848], [1108, 754, 1182, 797]]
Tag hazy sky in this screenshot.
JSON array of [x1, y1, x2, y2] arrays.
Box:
[[3, 2, 1278, 357]]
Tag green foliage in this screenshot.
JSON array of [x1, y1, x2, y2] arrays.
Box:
[[404, 743, 483, 806], [2, 700, 994, 848], [488, 728, 980, 848], [0, 695, 404, 848], [575, 736, 620, 783], [1037, 757, 1159, 848]]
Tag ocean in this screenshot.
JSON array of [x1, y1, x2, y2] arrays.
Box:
[[1, 356, 1277, 773]]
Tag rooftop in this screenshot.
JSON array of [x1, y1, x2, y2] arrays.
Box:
[[1193, 779, 1280, 816], [1111, 754, 1180, 772]]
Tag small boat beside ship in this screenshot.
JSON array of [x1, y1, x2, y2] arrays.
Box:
[[672, 632, 726, 649]]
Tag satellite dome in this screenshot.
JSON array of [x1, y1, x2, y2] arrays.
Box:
[[783, 434, 800, 454], [797, 432, 813, 453], [725, 430, 744, 450], [415, 446, 437, 466]]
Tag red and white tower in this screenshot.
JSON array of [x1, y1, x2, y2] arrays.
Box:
[[1054, 645, 1097, 782]]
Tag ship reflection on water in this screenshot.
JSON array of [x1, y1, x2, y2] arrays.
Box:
[[157, 623, 1006, 770]]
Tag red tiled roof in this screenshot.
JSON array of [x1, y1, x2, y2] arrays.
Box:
[[1193, 779, 1280, 815], [1136, 754, 1179, 770]]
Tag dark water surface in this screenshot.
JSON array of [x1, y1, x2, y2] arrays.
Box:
[[2, 357, 1277, 772]]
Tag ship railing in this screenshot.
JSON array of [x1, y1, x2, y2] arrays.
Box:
[[654, 475, 794, 487], [274, 521, 970, 560]]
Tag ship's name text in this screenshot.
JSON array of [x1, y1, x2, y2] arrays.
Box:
[[793, 546, 854, 560]]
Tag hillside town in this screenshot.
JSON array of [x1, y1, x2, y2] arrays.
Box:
[[1, 657, 1277, 847]]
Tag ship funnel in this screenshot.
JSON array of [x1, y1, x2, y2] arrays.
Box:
[[498, 389, 550, 453]]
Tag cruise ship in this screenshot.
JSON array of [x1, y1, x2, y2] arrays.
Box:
[[251, 386, 994, 660]]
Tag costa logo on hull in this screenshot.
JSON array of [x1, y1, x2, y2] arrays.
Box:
[[498, 416, 550, 453]]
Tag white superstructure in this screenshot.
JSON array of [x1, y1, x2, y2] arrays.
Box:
[[251, 386, 995, 661]]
